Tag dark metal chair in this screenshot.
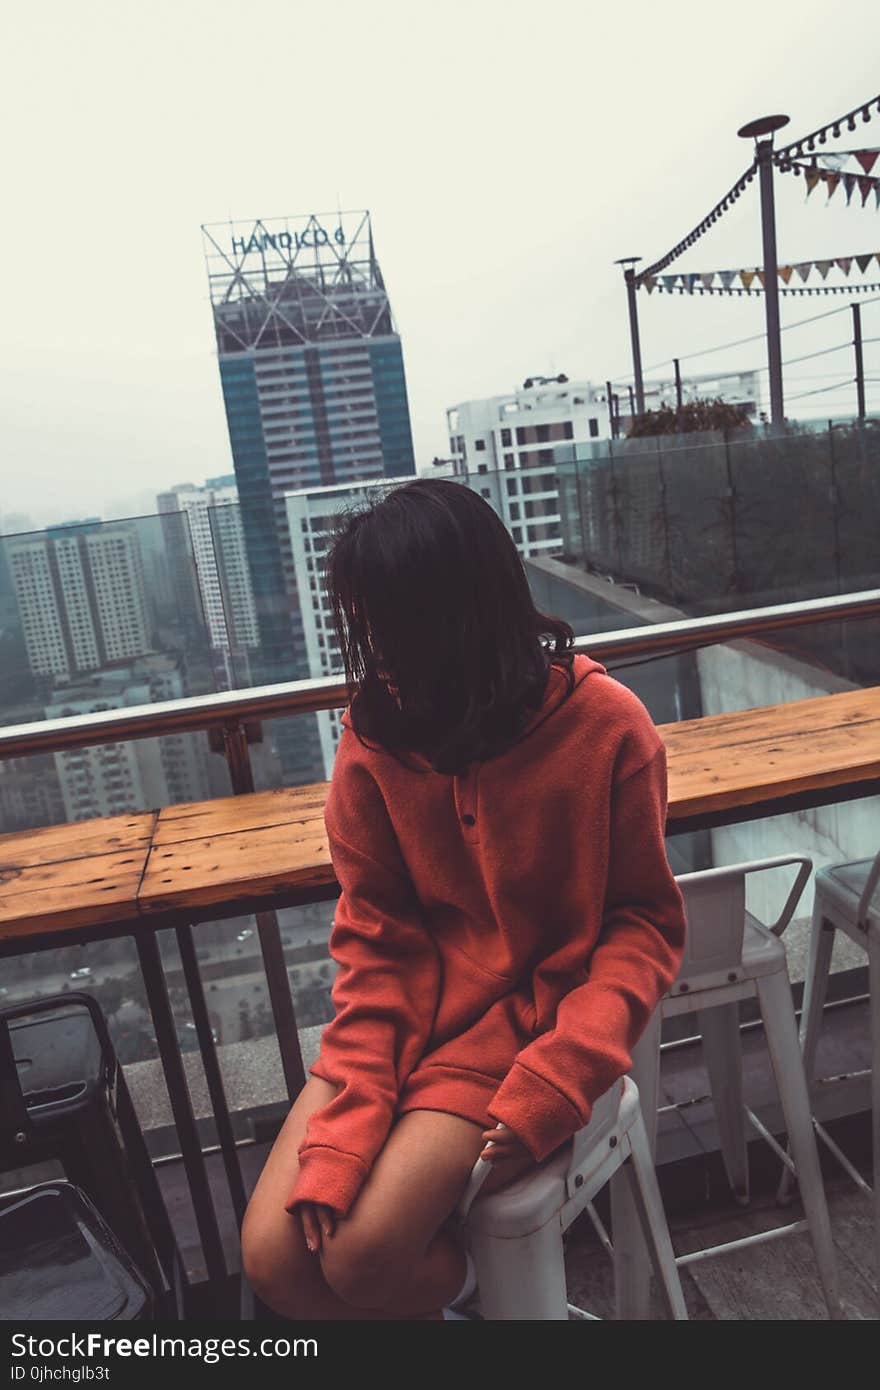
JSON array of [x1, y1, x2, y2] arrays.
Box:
[[0, 1181, 152, 1321], [0, 993, 184, 1314]]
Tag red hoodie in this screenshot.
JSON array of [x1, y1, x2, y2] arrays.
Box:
[[285, 652, 687, 1219]]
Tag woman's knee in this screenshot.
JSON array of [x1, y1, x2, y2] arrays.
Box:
[[241, 1199, 308, 1308], [319, 1220, 410, 1310]]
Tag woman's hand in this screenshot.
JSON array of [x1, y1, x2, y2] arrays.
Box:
[[298, 1200, 336, 1254], [478, 1123, 536, 1192]]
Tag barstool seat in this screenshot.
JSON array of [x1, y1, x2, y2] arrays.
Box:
[[453, 1075, 688, 1320]]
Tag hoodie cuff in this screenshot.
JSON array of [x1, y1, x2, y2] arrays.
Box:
[[486, 1062, 587, 1164], [285, 1144, 371, 1220]]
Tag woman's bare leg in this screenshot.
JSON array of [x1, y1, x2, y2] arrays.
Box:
[[242, 1075, 410, 1319], [243, 1082, 529, 1319]]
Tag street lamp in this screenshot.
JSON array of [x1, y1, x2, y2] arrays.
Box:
[[738, 113, 790, 427], [614, 256, 645, 417]]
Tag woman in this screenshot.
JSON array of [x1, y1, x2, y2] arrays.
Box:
[[241, 477, 687, 1320]]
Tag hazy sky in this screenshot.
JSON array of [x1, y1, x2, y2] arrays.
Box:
[[2, 0, 879, 528]]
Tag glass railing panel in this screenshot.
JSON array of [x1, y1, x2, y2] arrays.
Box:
[[0, 512, 233, 836]]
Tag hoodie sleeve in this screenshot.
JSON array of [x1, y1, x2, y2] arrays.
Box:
[[285, 732, 441, 1220], [485, 735, 686, 1164]]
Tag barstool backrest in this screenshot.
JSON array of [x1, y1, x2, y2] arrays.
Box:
[[671, 855, 813, 995]]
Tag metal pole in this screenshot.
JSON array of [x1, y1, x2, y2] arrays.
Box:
[[674, 358, 683, 413], [628, 384, 636, 421], [624, 268, 646, 416], [756, 138, 784, 426], [852, 302, 866, 419], [606, 380, 618, 439]]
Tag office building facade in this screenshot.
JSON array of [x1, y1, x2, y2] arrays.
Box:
[[157, 476, 259, 686], [446, 376, 605, 561], [7, 522, 151, 682], [202, 211, 416, 688]]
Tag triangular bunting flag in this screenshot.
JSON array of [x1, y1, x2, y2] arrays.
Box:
[[778, 265, 794, 284], [836, 257, 853, 276], [876, 186, 880, 210], [855, 254, 873, 273], [740, 270, 756, 289], [795, 262, 812, 282], [643, 275, 657, 293], [855, 149, 880, 176], [661, 275, 678, 293], [719, 270, 737, 289], [755, 269, 766, 287], [684, 273, 697, 293], [700, 273, 715, 289], [815, 260, 833, 279], [824, 173, 841, 201], [858, 176, 874, 207], [818, 153, 848, 173], [805, 169, 822, 197], [844, 173, 857, 205]]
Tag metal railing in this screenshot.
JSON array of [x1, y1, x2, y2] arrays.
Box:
[[2, 587, 879, 1309], [1, 588, 878, 764]]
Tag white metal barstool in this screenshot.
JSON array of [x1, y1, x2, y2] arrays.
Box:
[[618, 855, 843, 1319], [452, 1074, 688, 1320], [777, 848, 880, 1281]]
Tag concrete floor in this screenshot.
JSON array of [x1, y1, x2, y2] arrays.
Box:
[[563, 1175, 877, 1321]]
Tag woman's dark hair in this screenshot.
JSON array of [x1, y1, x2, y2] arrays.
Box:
[[323, 477, 577, 776]]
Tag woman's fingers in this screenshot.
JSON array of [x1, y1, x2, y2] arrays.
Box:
[[318, 1204, 335, 1239], [480, 1128, 519, 1159], [299, 1203, 322, 1253]]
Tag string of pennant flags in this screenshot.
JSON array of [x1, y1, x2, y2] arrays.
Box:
[[635, 96, 880, 287], [640, 253, 880, 295], [781, 155, 880, 208], [642, 278, 880, 298]]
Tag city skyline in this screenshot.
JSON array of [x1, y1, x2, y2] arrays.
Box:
[[2, 1, 880, 528]]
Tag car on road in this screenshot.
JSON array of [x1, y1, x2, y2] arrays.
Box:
[[236, 929, 254, 943], [69, 966, 93, 981]]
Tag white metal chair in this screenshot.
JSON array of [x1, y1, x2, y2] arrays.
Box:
[[452, 1074, 688, 1320], [777, 847, 880, 1282], [616, 855, 843, 1320]]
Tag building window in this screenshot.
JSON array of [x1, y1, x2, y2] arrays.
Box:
[[475, 439, 486, 452], [501, 428, 512, 447], [504, 453, 515, 469], [509, 503, 520, 520], [477, 463, 488, 474], [480, 488, 491, 498], [563, 421, 574, 440], [589, 417, 599, 438], [512, 526, 522, 543]]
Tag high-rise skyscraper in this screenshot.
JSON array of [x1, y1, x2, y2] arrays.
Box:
[[7, 522, 151, 681], [157, 476, 259, 687], [201, 212, 416, 688]]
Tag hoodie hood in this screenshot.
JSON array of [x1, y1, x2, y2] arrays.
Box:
[[339, 652, 607, 768]]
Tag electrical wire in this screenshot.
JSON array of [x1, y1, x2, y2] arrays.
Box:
[[786, 379, 855, 401], [609, 295, 880, 381]]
